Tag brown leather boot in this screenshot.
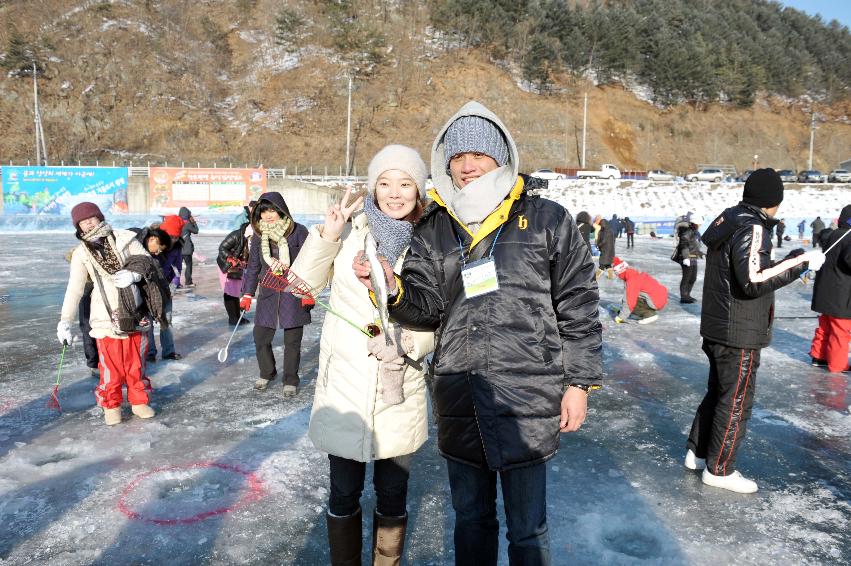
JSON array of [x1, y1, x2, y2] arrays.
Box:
[[372, 510, 407, 566], [327, 507, 362, 565]]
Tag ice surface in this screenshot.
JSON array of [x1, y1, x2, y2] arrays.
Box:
[[0, 213, 849, 564]]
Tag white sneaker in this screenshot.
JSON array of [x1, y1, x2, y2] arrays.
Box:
[[701, 469, 758, 493], [283, 384, 297, 398], [254, 378, 269, 391], [684, 449, 706, 470], [638, 314, 659, 325]]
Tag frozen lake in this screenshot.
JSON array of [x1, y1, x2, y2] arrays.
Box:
[[0, 229, 848, 565]]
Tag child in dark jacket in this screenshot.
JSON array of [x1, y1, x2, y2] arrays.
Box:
[[137, 220, 183, 362], [240, 192, 312, 398]]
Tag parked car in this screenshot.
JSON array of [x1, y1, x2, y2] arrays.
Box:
[[686, 168, 725, 182], [828, 169, 851, 183], [797, 170, 826, 183], [777, 169, 797, 183], [530, 168, 566, 181], [736, 169, 754, 182], [647, 169, 675, 181]]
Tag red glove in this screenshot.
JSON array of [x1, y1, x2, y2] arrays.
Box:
[[240, 294, 253, 312], [301, 296, 315, 308], [226, 256, 240, 267]]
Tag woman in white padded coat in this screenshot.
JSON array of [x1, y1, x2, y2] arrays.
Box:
[[290, 145, 433, 564]]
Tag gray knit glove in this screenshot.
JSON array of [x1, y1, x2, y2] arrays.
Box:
[[379, 359, 405, 405], [366, 326, 409, 361]]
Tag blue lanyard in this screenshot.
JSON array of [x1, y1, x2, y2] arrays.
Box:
[[458, 225, 504, 267]]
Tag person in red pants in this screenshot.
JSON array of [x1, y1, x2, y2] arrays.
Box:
[[58, 202, 155, 426], [809, 205, 851, 373]]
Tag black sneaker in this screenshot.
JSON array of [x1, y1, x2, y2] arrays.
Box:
[[811, 358, 828, 367], [680, 297, 696, 304], [163, 353, 182, 361], [146, 354, 157, 363]]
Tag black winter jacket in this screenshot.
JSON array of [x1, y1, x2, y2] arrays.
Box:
[[178, 206, 198, 256], [217, 222, 250, 273], [389, 178, 603, 471], [700, 203, 809, 349], [673, 224, 702, 264], [596, 220, 615, 266], [576, 211, 593, 250], [811, 205, 851, 318]]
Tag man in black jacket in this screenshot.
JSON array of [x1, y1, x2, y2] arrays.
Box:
[[178, 206, 199, 287], [810, 216, 825, 247], [672, 215, 704, 303], [685, 169, 825, 493], [354, 101, 602, 564], [809, 205, 851, 373]]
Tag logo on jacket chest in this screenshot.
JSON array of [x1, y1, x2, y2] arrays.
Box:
[[518, 215, 528, 230]]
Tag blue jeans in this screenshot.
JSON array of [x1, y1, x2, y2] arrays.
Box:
[[446, 459, 550, 566], [147, 305, 175, 358]]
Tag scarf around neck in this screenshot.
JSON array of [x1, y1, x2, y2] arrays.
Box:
[[81, 222, 122, 275], [363, 195, 414, 266], [435, 165, 514, 231], [260, 217, 292, 274]]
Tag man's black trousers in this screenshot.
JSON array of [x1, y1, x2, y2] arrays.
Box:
[[687, 341, 760, 475]]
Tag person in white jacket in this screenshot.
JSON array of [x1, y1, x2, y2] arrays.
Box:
[[289, 145, 434, 564], [57, 202, 155, 426]]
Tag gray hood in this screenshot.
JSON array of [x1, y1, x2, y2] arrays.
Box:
[[431, 101, 520, 227]]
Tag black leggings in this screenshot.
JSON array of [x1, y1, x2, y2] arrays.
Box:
[[223, 294, 241, 324], [680, 263, 698, 299], [253, 325, 303, 385], [79, 282, 99, 368], [182, 255, 193, 285], [328, 454, 411, 517]]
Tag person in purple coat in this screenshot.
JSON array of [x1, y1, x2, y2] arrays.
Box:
[[240, 192, 312, 397]]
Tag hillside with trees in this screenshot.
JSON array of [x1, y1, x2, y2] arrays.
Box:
[[0, 0, 848, 174], [430, 0, 851, 106]]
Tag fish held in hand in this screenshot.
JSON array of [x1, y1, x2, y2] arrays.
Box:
[[365, 233, 393, 346]]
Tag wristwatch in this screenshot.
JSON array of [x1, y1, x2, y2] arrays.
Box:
[[567, 383, 592, 394]]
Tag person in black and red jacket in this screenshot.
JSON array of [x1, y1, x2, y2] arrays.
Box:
[[809, 204, 851, 373], [684, 169, 825, 494]]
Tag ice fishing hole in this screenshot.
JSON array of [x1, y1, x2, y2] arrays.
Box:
[[33, 452, 76, 466], [118, 462, 263, 525], [602, 529, 662, 559]]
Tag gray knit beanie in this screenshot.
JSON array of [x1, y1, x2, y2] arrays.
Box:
[[443, 115, 510, 173]]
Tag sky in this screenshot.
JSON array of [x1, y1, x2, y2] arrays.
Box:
[[781, 1, 851, 28]]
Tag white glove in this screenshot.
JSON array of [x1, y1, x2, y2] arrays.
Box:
[[114, 270, 142, 288], [803, 250, 826, 272], [57, 320, 73, 346], [682, 258, 691, 267]]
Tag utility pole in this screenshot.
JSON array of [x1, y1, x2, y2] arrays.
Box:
[[345, 74, 352, 176], [807, 111, 816, 170], [581, 92, 587, 168], [33, 62, 48, 166]]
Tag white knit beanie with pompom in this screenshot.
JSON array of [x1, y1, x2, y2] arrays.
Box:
[[366, 144, 428, 200]]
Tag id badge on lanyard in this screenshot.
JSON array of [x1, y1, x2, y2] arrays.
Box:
[[462, 257, 499, 298], [459, 225, 503, 299]]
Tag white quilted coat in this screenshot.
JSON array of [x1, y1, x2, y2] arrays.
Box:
[[291, 214, 433, 462], [60, 230, 149, 339]]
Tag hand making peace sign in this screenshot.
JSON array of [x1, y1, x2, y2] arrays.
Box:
[[322, 186, 364, 242]]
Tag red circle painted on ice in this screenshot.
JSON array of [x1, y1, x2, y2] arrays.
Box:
[[118, 462, 264, 525]]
